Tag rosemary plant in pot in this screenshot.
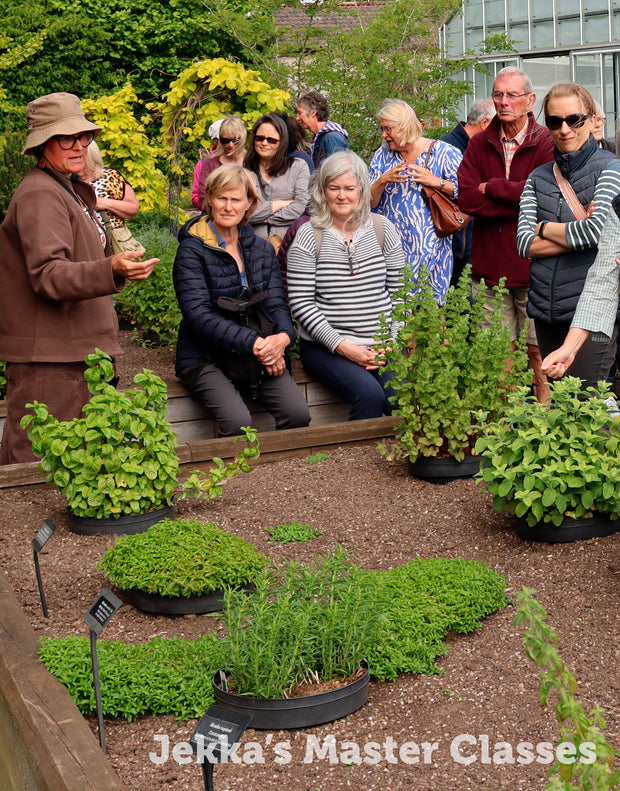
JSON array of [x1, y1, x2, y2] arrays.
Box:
[[213, 547, 384, 729], [97, 518, 270, 614], [475, 377, 620, 542], [378, 265, 530, 482], [21, 350, 259, 534]]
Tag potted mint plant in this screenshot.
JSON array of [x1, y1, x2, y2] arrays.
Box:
[[475, 377, 620, 542], [21, 350, 259, 534], [378, 265, 530, 482]]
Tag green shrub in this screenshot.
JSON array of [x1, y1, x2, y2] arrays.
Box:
[[0, 361, 6, 401], [379, 265, 529, 463], [0, 125, 31, 221], [98, 518, 270, 597], [476, 377, 620, 526], [115, 212, 181, 342]]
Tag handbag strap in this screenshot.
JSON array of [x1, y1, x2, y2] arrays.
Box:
[[552, 163, 587, 221], [422, 140, 436, 170]]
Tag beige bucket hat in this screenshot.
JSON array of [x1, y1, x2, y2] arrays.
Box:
[[22, 92, 101, 155]]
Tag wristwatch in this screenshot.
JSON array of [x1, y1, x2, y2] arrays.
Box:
[[538, 221, 548, 239], [439, 178, 446, 188]]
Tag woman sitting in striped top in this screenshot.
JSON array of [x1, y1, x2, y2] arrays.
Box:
[[287, 151, 406, 420], [516, 82, 620, 392]]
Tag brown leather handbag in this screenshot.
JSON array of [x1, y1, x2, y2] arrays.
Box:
[[422, 141, 472, 238]]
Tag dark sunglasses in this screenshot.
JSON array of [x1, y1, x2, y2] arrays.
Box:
[[220, 136, 241, 146], [255, 134, 280, 145], [545, 113, 590, 131]]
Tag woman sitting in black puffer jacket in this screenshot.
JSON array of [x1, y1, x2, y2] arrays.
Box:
[[173, 164, 310, 436]]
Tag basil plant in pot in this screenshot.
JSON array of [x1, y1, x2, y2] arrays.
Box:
[[475, 377, 620, 542], [21, 350, 259, 534], [377, 265, 530, 482]]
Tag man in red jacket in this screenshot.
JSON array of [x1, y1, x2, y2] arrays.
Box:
[[458, 67, 554, 401]]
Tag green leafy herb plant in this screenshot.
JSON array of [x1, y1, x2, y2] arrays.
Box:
[[266, 522, 322, 543], [515, 588, 620, 790], [97, 518, 269, 597], [377, 265, 529, 463], [39, 556, 507, 720], [21, 350, 259, 519], [475, 378, 620, 527], [220, 547, 385, 699]]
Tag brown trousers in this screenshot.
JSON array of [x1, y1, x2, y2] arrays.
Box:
[[0, 362, 91, 465]]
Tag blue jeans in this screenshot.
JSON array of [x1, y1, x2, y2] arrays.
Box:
[[300, 339, 395, 421]]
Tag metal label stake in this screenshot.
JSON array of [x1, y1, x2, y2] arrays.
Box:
[[190, 705, 252, 791], [31, 520, 57, 618], [83, 588, 123, 753]]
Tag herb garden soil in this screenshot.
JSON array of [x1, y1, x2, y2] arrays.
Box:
[[1, 332, 620, 791]]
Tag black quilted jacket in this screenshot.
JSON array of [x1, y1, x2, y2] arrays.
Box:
[[173, 216, 296, 375]]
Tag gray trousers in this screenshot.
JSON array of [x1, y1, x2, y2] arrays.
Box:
[[179, 361, 310, 437]]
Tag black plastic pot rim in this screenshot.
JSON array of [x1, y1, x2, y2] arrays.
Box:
[[67, 502, 175, 535], [119, 582, 255, 615]]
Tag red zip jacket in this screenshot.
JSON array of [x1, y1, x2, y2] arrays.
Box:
[[457, 113, 554, 288]]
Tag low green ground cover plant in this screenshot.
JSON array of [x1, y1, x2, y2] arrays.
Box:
[[306, 453, 330, 463], [114, 211, 181, 343], [378, 265, 529, 463], [476, 378, 620, 526], [39, 555, 507, 718], [266, 522, 322, 543], [21, 351, 258, 519], [38, 634, 225, 721], [515, 588, 620, 790], [98, 518, 269, 597]]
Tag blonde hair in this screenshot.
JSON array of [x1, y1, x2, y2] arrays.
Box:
[[84, 140, 104, 180], [377, 99, 423, 146], [203, 164, 260, 221], [542, 83, 596, 117], [211, 115, 247, 159]]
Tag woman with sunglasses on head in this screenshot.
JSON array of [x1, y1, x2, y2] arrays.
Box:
[[191, 115, 247, 211], [244, 114, 311, 251], [516, 82, 620, 392], [0, 92, 158, 464], [287, 151, 406, 421]]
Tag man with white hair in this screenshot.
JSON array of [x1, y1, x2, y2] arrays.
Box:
[[458, 67, 554, 401]]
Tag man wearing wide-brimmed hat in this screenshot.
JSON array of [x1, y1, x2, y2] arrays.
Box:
[[0, 92, 159, 465]]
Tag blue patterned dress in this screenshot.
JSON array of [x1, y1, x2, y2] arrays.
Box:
[[369, 140, 462, 303]]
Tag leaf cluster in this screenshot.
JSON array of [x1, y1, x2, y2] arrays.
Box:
[[220, 546, 386, 698], [266, 522, 322, 543], [97, 518, 269, 597], [367, 557, 507, 679], [0, 360, 6, 401], [20, 349, 179, 518], [475, 378, 620, 526], [379, 264, 529, 463], [39, 556, 506, 719], [113, 213, 181, 340], [514, 588, 620, 790], [38, 634, 225, 721]]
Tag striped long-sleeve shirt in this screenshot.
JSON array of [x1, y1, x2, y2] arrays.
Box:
[[286, 217, 405, 352], [516, 160, 620, 258]]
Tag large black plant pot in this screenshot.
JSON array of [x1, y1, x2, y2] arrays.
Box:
[[408, 454, 481, 484], [68, 503, 175, 536], [121, 583, 255, 616], [516, 514, 620, 544], [212, 664, 369, 730]]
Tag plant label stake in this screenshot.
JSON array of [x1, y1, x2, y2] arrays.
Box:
[[31, 519, 57, 618], [83, 588, 123, 754], [190, 704, 251, 791]]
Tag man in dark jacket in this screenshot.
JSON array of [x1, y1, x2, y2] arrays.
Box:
[[296, 91, 349, 169], [440, 98, 495, 286], [458, 67, 554, 401]]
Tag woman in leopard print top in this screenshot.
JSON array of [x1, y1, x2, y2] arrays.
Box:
[[81, 141, 140, 228]]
